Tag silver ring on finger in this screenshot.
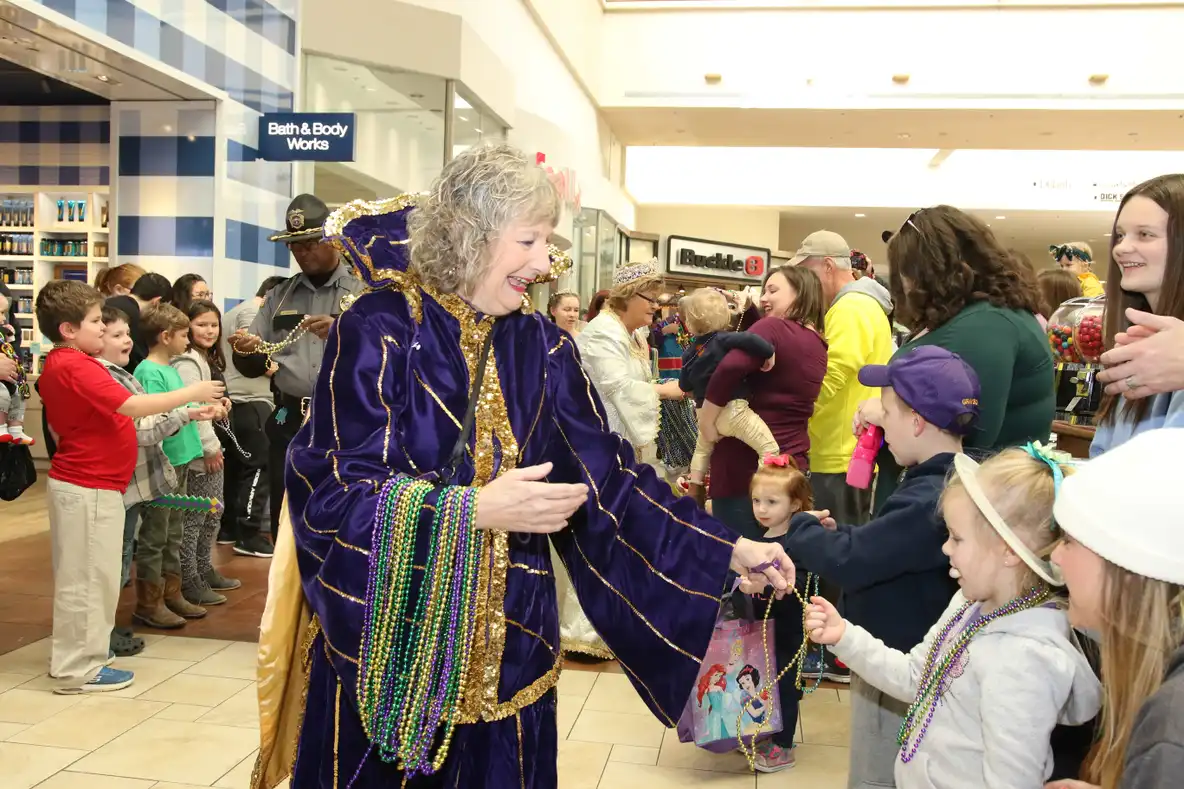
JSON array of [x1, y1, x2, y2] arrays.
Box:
[[1125, 375, 1141, 391]]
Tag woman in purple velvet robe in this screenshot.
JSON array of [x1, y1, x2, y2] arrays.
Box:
[[274, 143, 794, 788]]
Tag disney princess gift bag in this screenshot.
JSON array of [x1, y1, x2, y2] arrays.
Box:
[[677, 590, 782, 753]]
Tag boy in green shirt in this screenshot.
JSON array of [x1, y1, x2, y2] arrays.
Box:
[[132, 303, 209, 627]]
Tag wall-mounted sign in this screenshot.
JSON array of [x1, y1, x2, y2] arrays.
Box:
[[536, 152, 581, 213], [258, 113, 356, 162], [666, 235, 770, 282]]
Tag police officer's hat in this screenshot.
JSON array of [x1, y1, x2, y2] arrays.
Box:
[[268, 194, 331, 244]]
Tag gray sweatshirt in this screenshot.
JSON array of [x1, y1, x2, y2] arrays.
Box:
[[172, 350, 220, 471], [1120, 644, 1184, 789], [833, 591, 1102, 789]]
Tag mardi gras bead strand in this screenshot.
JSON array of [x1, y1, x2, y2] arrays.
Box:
[[795, 573, 825, 696], [213, 418, 252, 460], [897, 585, 1051, 763], [227, 316, 310, 366], [737, 571, 819, 771], [354, 476, 482, 779]]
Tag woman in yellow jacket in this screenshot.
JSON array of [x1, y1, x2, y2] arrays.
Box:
[[1051, 241, 1105, 298]]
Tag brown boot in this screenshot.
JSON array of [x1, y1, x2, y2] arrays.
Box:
[[133, 579, 186, 629], [687, 482, 708, 509], [164, 574, 207, 619]]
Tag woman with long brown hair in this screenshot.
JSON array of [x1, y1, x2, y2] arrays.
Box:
[[1047, 428, 1184, 789], [1039, 269, 1085, 320], [1090, 173, 1184, 456], [861, 206, 1054, 510], [94, 263, 146, 297]]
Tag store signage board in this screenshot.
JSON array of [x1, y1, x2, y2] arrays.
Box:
[[257, 113, 356, 162], [666, 235, 770, 282]]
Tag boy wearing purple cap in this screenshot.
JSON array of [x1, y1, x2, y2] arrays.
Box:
[[781, 345, 980, 789]]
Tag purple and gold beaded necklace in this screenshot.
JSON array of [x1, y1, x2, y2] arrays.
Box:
[[896, 585, 1051, 762]]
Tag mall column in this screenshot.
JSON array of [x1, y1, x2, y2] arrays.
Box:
[[231, 195, 365, 539]]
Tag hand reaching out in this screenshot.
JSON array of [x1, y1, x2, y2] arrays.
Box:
[[301, 314, 335, 340], [730, 538, 796, 594], [187, 405, 217, 421], [476, 463, 588, 534], [805, 509, 836, 530], [804, 596, 847, 645]]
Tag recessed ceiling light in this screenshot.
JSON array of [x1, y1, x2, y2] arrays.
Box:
[[96, 74, 110, 82], [362, 86, 376, 92], [854, 213, 866, 218], [163, 124, 173, 133], [1103, 233, 1112, 237], [995, 216, 1006, 220], [897, 133, 911, 140]]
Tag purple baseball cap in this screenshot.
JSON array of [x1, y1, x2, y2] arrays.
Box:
[[858, 346, 981, 434]]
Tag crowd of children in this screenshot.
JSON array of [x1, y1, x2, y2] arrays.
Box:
[[34, 279, 226, 693]]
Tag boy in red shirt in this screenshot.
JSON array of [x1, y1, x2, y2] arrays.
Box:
[[35, 280, 224, 694]]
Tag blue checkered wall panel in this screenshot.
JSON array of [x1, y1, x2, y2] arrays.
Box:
[[0, 108, 111, 186], [118, 216, 215, 257], [226, 219, 289, 268]]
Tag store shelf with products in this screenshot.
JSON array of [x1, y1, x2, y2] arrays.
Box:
[[0, 186, 111, 382]]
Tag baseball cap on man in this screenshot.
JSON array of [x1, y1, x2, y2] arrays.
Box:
[[858, 346, 981, 434], [789, 230, 851, 266]]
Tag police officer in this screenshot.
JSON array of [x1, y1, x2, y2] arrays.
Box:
[[232, 194, 365, 539]]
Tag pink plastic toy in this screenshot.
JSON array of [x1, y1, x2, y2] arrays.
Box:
[[846, 425, 884, 489]]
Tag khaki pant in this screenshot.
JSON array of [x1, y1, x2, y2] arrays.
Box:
[[47, 478, 125, 684], [848, 673, 908, 788], [690, 399, 779, 481], [135, 465, 187, 583]]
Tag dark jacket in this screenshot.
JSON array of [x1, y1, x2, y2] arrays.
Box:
[[1121, 644, 1184, 788], [782, 451, 959, 653], [679, 330, 774, 406]]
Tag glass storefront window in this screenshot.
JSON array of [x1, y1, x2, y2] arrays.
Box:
[[305, 55, 446, 199], [450, 87, 507, 159]]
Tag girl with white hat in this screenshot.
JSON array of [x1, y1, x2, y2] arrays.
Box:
[[1046, 428, 1184, 789]]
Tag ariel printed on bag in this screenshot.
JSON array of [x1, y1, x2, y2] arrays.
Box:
[[678, 598, 782, 751]]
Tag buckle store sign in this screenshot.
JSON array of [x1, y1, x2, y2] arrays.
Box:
[[666, 235, 770, 282], [258, 113, 357, 162]]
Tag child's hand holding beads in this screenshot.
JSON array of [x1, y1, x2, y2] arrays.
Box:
[[805, 596, 846, 645]]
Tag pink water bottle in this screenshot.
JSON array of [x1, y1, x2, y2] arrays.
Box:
[[846, 425, 884, 489]]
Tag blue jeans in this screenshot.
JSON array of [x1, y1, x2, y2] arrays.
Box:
[[121, 503, 142, 588], [713, 496, 802, 749]]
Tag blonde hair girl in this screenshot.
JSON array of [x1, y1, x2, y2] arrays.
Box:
[[1049, 428, 1184, 789], [806, 446, 1102, 789]]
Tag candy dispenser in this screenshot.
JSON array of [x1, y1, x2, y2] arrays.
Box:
[[1048, 296, 1107, 425]]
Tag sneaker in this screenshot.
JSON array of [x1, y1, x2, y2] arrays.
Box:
[[800, 650, 823, 681], [753, 742, 796, 773], [234, 534, 274, 558], [823, 656, 851, 684], [216, 528, 236, 546], [54, 666, 135, 695]]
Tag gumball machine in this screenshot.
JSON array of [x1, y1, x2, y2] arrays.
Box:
[[1047, 297, 1106, 424]]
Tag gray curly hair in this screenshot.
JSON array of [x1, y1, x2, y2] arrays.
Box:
[[408, 143, 561, 297]]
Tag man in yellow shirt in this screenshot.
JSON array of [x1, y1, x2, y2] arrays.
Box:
[[792, 230, 894, 683], [1051, 241, 1105, 298]]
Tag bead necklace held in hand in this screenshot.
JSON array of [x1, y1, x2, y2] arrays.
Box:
[[228, 316, 310, 366]]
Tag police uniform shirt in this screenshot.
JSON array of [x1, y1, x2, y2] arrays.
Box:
[[247, 263, 365, 399]]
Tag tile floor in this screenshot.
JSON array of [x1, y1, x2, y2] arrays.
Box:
[[0, 634, 852, 788]]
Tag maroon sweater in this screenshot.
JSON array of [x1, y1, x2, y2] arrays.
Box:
[[705, 316, 828, 499]]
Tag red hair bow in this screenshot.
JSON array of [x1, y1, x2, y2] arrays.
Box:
[[762, 453, 790, 468]]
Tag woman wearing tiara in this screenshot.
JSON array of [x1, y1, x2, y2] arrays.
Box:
[[251, 143, 795, 789]]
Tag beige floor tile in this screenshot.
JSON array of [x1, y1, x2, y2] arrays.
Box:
[[0, 721, 28, 740], [66, 719, 259, 785], [656, 726, 752, 774], [197, 684, 260, 729], [581, 673, 651, 717], [799, 697, 851, 748], [0, 742, 88, 789], [596, 761, 756, 788], [757, 744, 849, 788], [558, 739, 612, 789], [214, 749, 260, 789], [152, 784, 222, 789], [136, 674, 252, 707], [609, 744, 659, 766], [27, 773, 156, 789], [0, 639, 51, 677], [568, 709, 665, 749], [558, 695, 584, 740], [0, 673, 30, 693], [557, 669, 598, 701], [183, 642, 259, 681], [0, 689, 83, 725], [139, 636, 233, 663], [98, 656, 194, 699], [153, 702, 214, 722], [7, 696, 167, 751]]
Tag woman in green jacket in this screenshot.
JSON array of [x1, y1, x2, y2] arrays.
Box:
[[866, 206, 1054, 510]]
